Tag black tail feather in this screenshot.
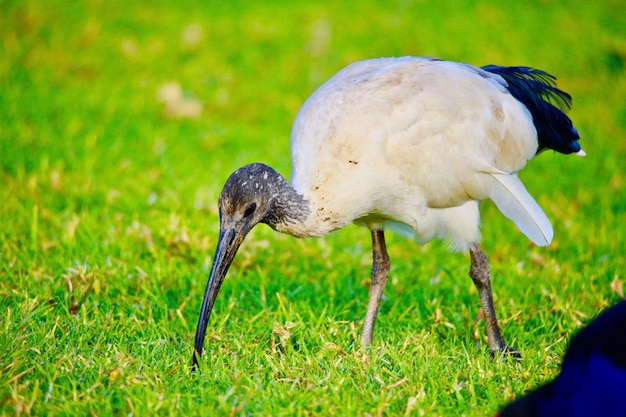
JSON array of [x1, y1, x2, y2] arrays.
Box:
[[482, 65, 581, 155]]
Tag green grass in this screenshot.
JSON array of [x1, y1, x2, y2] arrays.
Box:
[[1, 0, 625, 415]]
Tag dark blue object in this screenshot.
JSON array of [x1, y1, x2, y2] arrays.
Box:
[[499, 301, 626, 417]]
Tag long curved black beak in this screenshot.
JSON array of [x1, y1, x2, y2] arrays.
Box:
[[192, 222, 247, 367]]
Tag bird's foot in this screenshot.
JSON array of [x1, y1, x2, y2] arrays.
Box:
[[191, 350, 202, 371], [489, 344, 522, 361]]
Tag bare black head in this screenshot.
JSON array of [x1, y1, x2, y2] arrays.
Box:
[[192, 163, 308, 366], [218, 162, 292, 230]]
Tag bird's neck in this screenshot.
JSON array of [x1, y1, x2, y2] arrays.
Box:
[[265, 179, 350, 238], [259, 174, 313, 237]]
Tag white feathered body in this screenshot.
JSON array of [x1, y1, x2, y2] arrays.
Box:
[[288, 57, 552, 251]]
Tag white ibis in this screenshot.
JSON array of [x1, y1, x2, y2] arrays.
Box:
[[192, 57, 582, 365]]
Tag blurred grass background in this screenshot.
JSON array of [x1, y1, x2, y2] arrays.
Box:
[[1, 0, 625, 415]]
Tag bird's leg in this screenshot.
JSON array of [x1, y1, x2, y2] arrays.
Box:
[[361, 229, 391, 347], [469, 244, 521, 359]]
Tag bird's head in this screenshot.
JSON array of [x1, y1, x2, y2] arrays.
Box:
[[217, 163, 282, 235], [192, 163, 305, 367]]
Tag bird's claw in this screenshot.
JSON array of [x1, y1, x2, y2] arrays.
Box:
[[490, 345, 523, 361]]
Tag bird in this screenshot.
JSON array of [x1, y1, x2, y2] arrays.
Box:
[[192, 56, 583, 366], [497, 300, 626, 417]]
